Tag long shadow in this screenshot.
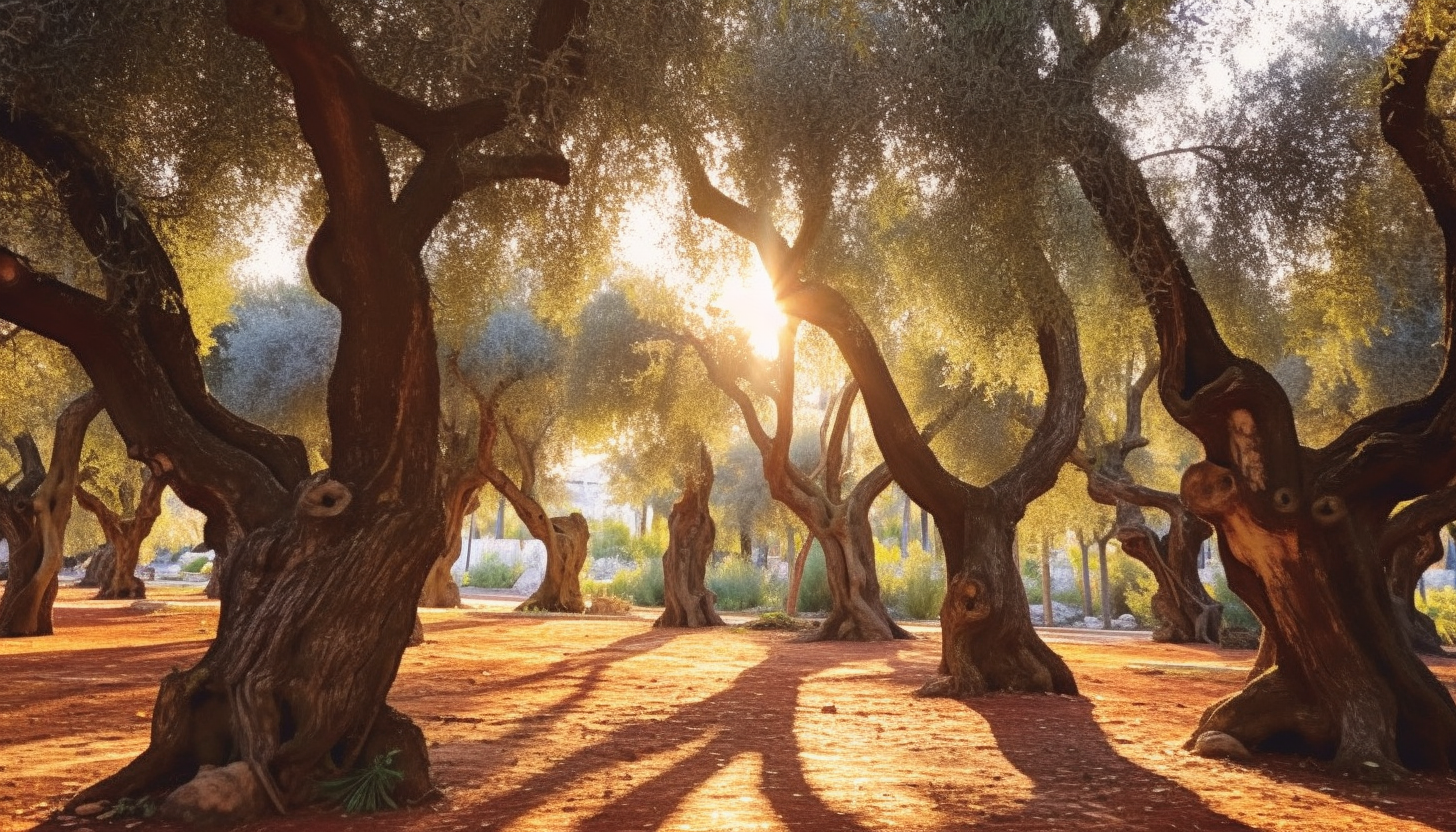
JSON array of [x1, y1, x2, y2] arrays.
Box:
[[462, 637, 915, 832]]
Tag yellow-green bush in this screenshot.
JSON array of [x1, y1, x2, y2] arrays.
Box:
[[1417, 586, 1456, 645]]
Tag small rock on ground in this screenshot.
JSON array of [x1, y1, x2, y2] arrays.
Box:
[[1192, 731, 1253, 761]]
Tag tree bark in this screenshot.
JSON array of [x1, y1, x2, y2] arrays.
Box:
[[1039, 534, 1053, 627], [0, 0, 591, 812], [1059, 4, 1456, 772], [75, 467, 167, 600], [656, 443, 724, 628], [0, 391, 102, 636], [678, 151, 1084, 692], [785, 533, 814, 616], [517, 513, 589, 613], [1077, 531, 1094, 619]]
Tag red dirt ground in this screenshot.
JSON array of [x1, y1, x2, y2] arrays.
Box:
[[6, 587, 1456, 831]]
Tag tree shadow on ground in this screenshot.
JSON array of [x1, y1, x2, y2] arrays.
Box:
[[448, 637, 912, 832]]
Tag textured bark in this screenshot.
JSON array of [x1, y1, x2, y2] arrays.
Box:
[[679, 152, 1084, 692], [656, 443, 724, 628], [420, 429, 483, 610], [784, 533, 814, 617], [518, 513, 589, 613], [0, 0, 591, 812], [1071, 363, 1221, 643], [0, 391, 102, 636], [1059, 4, 1456, 772], [76, 467, 167, 600]]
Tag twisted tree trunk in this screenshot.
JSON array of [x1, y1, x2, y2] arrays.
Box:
[[678, 151, 1084, 691], [1071, 363, 1221, 643], [76, 467, 167, 600], [687, 335, 907, 641], [1060, 3, 1456, 772], [657, 443, 724, 628], [0, 391, 102, 636], [0, 0, 587, 813]]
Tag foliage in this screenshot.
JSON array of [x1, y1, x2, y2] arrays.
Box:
[[1124, 571, 1156, 628], [588, 519, 634, 559], [181, 556, 210, 574], [318, 749, 404, 814], [467, 555, 525, 590], [1213, 568, 1262, 633], [600, 557, 665, 606], [1417, 587, 1456, 646], [795, 544, 831, 613], [96, 796, 157, 820], [874, 541, 943, 620], [743, 611, 817, 631], [706, 557, 782, 611]]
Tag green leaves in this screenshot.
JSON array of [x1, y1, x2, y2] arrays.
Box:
[[318, 749, 405, 814]]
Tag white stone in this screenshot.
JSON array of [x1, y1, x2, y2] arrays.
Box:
[[1192, 731, 1252, 761]]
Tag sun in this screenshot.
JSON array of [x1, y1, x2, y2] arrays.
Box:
[[712, 261, 787, 359], [616, 199, 786, 359]]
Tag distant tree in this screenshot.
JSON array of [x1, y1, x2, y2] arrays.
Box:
[[74, 464, 168, 600]]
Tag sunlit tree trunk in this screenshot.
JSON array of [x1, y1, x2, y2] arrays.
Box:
[[1071, 363, 1221, 643], [0, 0, 588, 811], [1060, 4, 1456, 771], [0, 391, 102, 635], [657, 443, 724, 628], [76, 466, 167, 600], [679, 153, 1085, 694]]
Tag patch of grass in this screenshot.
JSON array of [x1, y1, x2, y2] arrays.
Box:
[[467, 554, 525, 589], [587, 594, 632, 615], [97, 797, 156, 820], [899, 551, 944, 620], [319, 749, 404, 814]]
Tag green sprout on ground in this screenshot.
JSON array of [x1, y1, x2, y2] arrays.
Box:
[[318, 749, 404, 813]]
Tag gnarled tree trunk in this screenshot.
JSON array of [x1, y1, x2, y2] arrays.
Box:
[[0, 0, 588, 813], [518, 513, 589, 613], [76, 467, 167, 600], [0, 390, 102, 636], [1060, 4, 1456, 772], [678, 150, 1084, 690], [688, 334, 907, 642], [656, 443, 724, 628], [1071, 362, 1221, 644]]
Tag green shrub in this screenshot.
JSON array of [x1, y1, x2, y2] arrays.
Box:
[[589, 519, 633, 560], [1418, 586, 1456, 645], [795, 544, 831, 612], [1212, 569, 1262, 632], [182, 556, 211, 573], [607, 557, 665, 606], [467, 554, 525, 589], [900, 551, 944, 620], [319, 749, 404, 814], [707, 558, 771, 611], [1124, 570, 1156, 627]]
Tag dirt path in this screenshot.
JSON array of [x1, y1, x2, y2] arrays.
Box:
[[5, 588, 1456, 831]]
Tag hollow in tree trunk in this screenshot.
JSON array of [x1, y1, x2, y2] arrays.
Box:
[[1060, 5, 1456, 771], [0, 391, 102, 636], [657, 442, 724, 628], [76, 466, 168, 600]]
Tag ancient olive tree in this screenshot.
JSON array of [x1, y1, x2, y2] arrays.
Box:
[[636, 0, 1088, 690], [75, 464, 168, 600], [1058, 0, 1456, 772], [1070, 358, 1220, 643], [0, 389, 100, 635], [453, 307, 589, 613], [0, 0, 587, 812]]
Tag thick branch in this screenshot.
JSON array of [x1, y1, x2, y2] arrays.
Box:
[[823, 379, 858, 503]]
